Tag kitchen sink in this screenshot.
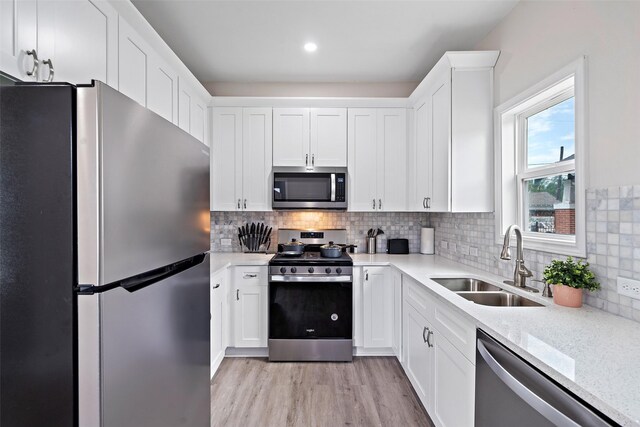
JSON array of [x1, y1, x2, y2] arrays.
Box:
[[432, 277, 502, 292], [457, 291, 543, 307]]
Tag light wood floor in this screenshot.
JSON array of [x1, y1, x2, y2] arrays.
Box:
[[211, 356, 434, 427]]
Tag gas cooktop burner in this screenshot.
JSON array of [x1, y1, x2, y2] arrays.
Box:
[[270, 250, 352, 266]]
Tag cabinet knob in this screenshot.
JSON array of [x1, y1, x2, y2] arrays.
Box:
[[42, 58, 54, 82], [25, 49, 39, 77]]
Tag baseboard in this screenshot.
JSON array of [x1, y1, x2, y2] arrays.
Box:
[[210, 350, 225, 379], [225, 347, 269, 357]]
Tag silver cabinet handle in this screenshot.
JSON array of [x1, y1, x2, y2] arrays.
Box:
[[243, 273, 258, 279], [237, 199, 241, 209], [306, 154, 309, 166], [312, 154, 315, 166], [372, 199, 376, 209], [42, 58, 54, 82], [426, 329, 434, 348], [423, 197, 427, 209], [243, 199, 247, 209], [477, 339, 581, 426], [378, 199, 382, 210], [422, 327, 428, 343], [426, 197, 431, 209], [236, 289, 239, 300], [212, 283, 220, 289], [26, 49, 39, 77], [365, 270, 369, 281]]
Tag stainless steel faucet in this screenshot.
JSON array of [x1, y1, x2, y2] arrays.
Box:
[[500, 225, 533, 288]]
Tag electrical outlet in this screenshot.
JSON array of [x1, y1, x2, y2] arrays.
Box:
[[450, 243, 457, 253], [440, 241, 448, 249], [470, 247, 479, 257], [221, 238, 232, 247], [617, 276, 640, 300]]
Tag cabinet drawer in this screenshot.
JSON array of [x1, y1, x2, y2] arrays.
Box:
[[433, 303, 476, 363], [403, 276, 434, 321], [232, 267, 267, 286]]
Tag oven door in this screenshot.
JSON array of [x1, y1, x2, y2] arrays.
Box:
[[272, 169, 347, 210], [268, 278, 353, 361]]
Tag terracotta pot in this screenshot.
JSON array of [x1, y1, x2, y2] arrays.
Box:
[[552, 284, 583, 308]]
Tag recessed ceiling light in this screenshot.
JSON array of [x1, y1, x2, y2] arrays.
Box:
[[304, 42, 317, 52]]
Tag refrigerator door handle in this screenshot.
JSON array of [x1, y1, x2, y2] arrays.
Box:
[[77, 253, 207, 294], [477, 339, 581, 427]]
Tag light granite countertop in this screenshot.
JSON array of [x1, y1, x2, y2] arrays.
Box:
[[209, 252, 640, 426]]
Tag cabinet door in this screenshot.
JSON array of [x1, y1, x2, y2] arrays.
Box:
[[347, 109, 377, 212], [147, 55, 178, 123], [377, 108, 407, 211], [310, 108, 347, 167], [242, 108, 272, 211], [178, 80, 192, 134], [403, 302, 434, 413], [37, 0, 117, 86], [432, 331, 475, 427], [191, 99, 206, 143], [0, 0, 37, 81], [273, 108, 309, 167], [210, 270, 226, 375], [211, 107, 242, 211], [363, 267, 393, 348], [429, 71, 451, 212], [118, 16, 149, 107], [414, 101, 432, 211], [392, 269, 402, 359], [232, 268, 267, 348]]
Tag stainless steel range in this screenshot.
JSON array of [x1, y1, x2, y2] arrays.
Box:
[[268, 229, 353, 362]]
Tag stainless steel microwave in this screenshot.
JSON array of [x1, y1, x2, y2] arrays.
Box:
[[272, 167, 347, 210]]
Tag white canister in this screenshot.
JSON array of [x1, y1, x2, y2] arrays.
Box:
[[420, 227, 435, 255]]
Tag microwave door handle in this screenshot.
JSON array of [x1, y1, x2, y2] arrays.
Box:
[[331, 174, 336, 201]]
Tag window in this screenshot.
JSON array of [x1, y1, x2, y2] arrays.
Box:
[[495, 57, 586, 257]]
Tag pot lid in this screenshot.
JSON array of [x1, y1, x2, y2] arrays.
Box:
[[320, 241, 341, 249], [285, 238, 305, 246]]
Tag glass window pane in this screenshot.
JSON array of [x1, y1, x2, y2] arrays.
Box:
[[524, 173, 575, 235], [526, 97, 575, 168]]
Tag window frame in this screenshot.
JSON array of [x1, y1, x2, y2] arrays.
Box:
[[495, 57, 587, 257]]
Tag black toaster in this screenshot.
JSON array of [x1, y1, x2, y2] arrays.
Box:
[[387, 238, 409, 254]]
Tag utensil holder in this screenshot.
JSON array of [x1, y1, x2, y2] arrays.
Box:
[[366, 237, 376, 254], [242, 238, 271, 254]]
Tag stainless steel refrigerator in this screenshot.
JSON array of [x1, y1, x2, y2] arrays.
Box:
[[0, 79, 211, 426]]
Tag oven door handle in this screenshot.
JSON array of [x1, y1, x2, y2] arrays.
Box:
[[270, 275, 352, 282]]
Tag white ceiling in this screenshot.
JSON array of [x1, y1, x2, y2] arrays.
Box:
[[131, 0, 518, 84]]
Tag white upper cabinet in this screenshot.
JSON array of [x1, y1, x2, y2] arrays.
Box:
[[178, 78, 207, 143], [147, 54, 178, 123], [1, 0, 117, 86], [273, 108, 309, 167], [273, 107, 347, 168], [118, 15, 148, 107], [211, 107, 272, 212], [242, 108, 273, 211], [0, 0, 37, 81], [310, 108, 347, 167], [348, 108, 407, 212], [36, 0, 118, 86], [410, 51, 498, 213]]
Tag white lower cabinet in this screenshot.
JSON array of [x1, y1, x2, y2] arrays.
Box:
[[231, 267, 268, 348], [210, 268, 227, 376], [392, 268, 402, 359], [401, 275, 476, 427], [362, 266, 393, 348]]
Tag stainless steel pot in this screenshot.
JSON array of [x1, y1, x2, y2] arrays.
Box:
[[320, 241, 343, 258], [281, 238, 305, 255]]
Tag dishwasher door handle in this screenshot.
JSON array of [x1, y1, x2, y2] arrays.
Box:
[[477, 339, 581, 427]]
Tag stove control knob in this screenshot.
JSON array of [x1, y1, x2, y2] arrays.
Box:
[[325, 268, 332, 274], [336, 268, 342, 274], [280, 267, 287, 274], [308, 267, 314, 274], [291, 267, 297, 274]]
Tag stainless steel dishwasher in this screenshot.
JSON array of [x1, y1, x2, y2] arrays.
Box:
[[475, 330, 618, 427]]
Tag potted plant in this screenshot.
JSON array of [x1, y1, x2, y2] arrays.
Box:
[[543, 257, 600, 308]]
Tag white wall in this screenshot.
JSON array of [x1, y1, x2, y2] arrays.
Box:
[[476, 0, 640, 189], [204, 81, 418, 98]]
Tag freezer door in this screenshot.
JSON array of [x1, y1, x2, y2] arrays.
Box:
[[78, 254, 210, 427], [77, 82, 210, 286]]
